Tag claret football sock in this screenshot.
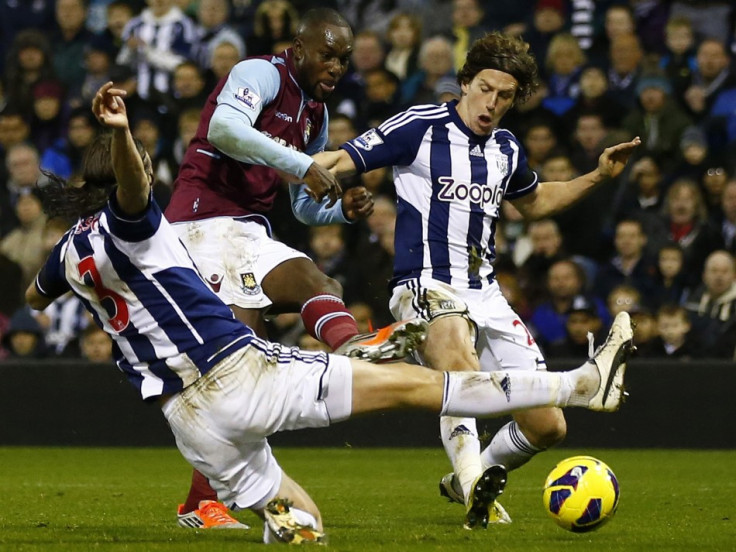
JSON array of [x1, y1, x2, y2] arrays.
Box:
[[301, 294, 358, 350], [181, 469, 218, 514]]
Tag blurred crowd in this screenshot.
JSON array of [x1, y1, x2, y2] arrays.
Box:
[[1, 0, 735, 363]]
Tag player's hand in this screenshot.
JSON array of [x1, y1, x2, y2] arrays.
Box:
[[342, 186, 374, 220], [303, 162, 342, 207], [92, 82, 129, 129], [597, 137, 641, 179]]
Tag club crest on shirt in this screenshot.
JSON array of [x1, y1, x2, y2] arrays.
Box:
[[240, 272, 261, 295], [354, 129, 384, 151], [235, 87, 261, 110], [304, 119, 312, 144], [495, 155, 509, 176]]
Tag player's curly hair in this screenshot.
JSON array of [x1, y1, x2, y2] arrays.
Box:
[[456, 32, 540, 104], [38, 132, 149, 220]]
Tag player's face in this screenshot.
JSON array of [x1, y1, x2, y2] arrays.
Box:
[[294, 24, 353, 102], [458, 69, 518, 136]]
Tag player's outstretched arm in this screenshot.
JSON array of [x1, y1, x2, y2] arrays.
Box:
[[91, 82, 150, 216], [511, 137, 640, 220], [312, 149, 358, 178]]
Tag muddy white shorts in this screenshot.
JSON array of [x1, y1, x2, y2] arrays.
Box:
[[171, 216, 310, 310], [389, 278, 546, 372], [161, 337, 353, 509]]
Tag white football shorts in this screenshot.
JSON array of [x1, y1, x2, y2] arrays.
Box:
[[161, 337, 353, 509], [389, 277, 546, 372], [171, 216, 310, 310]]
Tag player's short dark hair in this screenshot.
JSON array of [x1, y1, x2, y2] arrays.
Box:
[[297, 8, 350, 36], [457, 32, 539, 104]]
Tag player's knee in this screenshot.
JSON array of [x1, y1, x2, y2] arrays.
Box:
[[522, 414, 567, 449]]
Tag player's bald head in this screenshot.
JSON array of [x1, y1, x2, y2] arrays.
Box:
[[296, 8, 351, 37]]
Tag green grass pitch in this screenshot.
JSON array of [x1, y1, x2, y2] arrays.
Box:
[[1, 447, 734, 551]]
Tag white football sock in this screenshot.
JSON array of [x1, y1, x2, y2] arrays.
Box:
[[440, 416, 482, 503], [480, 421, 543, 471], [440, 371, 575, 418]]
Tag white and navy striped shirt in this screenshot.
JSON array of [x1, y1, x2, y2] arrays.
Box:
[[118, 6, 199, 100], [342, 100, 538, 290], [35, 194, 253, 400]]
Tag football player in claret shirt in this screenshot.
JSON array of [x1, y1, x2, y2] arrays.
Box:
[[313, 31, 640, 528], [164, 8, 423, 527]]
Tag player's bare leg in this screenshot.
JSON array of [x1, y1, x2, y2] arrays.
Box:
[[420, 315, 490, 526], [254, 472, 325, 544]]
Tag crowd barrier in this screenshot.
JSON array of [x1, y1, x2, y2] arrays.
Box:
[[1, 359, 734, 448]]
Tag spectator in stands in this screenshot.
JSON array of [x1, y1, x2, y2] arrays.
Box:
[[296, 331, 331, 353], [79, 324, 114, 363], [450, 0, 488, 73], [668, 125, 711, 185], [615, 155, 665, 238], [30, 80, 67, 153], [670, 0, 733, 45], [361, 67, 402, 128], [0, 0, 55, 76], [131, 109, 176, 200], [384, 12, 422, 82], [701, 164, 729, 219], [116, 0, 199, 101], [98, 1, 135, 57], [542, 33, 585, 117], [523, 0, 566, 75], [518, 218, 566, 307], [659, 16, 697, 102], [649, 304, 698, 359], [715, 179, 736, 255], [194, 0, 245, 70], [40, 106, 98, 180], [0, 188, 47, 289], [3, 30, 56, 118], [651, 242, 689, 310], [307, 224, 352, 299], [400, 35, 454, 108], [51, 0, 95, 91], [496, 267, 532, 322], [594, 218, 658, 304], [333, 29, 386, 123], [327, 113, 358, 152], [587, 3, 636, 67], [556, 113, 619, 262], [246, 0, 298, 56], [607, 32, 644, 109], [348, 302, 375, 334], [629, 304, 659, 358], [546, 295, 606, 359], [207, 40, 241, 88], [650, 178, 722, 286], [683, 250, 736, 353], [682, 39, 736, 119], [530, 259, 608, 349], [564, 66, 624, 132], [171, 107, 200, 166], [76, 35, 118, 109], [622, 74, 692, 173], [160, 60, 208, 142], [2, 306, 46, 360], [4, 143, 47, 208], [522, 121, 559, 174], [606, 283, 642, 318]]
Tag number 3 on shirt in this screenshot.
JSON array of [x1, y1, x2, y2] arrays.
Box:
[[78, 256, 130, 332]]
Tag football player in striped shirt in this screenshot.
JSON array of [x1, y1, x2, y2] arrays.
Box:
[[313, 32, 640, 528], [25, 82, 634, 542]]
